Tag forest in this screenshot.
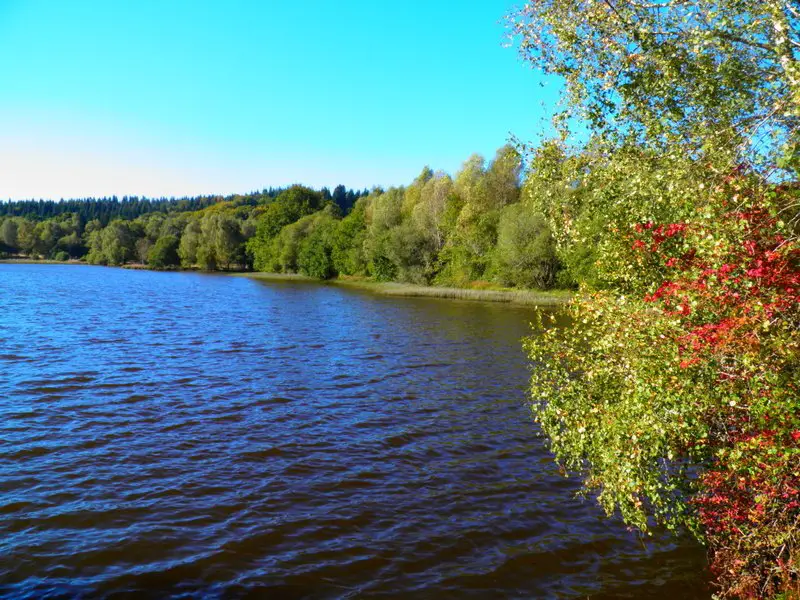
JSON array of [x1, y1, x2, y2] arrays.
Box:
[[0, 186, 368, 223], [0, 149, 569, 290]]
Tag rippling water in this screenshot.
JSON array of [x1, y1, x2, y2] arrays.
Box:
[[0, 264, 709, 598]]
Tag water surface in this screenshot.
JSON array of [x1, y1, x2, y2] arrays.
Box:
[[0, 264, 708, 598]]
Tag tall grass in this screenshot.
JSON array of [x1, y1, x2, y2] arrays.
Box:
[[241, 272, 571, 306], [358, 282, 569, 305]]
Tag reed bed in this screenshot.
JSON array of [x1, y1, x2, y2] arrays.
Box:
[[242, 272, 571, 306]]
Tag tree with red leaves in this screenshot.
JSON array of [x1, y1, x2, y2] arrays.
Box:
[[511, 1, 800, 596]]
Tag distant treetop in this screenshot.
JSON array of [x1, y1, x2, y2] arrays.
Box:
[[0, 186, 369, 225]]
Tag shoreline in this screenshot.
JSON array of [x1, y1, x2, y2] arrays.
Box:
[[238, 272, 571, 306], [0, 259, 572, 306], [0, 258, 86, 265]]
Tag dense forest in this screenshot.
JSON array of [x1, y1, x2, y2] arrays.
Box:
[[0, 149, 569, 290], [0, 185, 368, 224]]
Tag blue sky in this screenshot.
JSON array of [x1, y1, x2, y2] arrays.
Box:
[[0, 0, 559, 200]]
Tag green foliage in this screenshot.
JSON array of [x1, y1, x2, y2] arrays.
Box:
[[332, 199, 368, 276], [385, 220, 438, 284], [364, 231, 396, 281], [85, 220, 137, 266], [401, 167, 434, 216], [200, 213, 244, 270], [0, 187, 370, 224], [364, 188, 404, 280], [178, 219, 202, 268], [507, 0, 799, 171], [1, 219, 19, 250], [247, 186, 324, 271], [525, 294, 708, 533], [511, 2, 800, 596], [435, 154, 499, 285], [369, 252, 398, 282], [5, 149, 566, 293], [492, 204, 558, 289], [147, 235, 180, 269], [57, 231, 83, 258], [522, 140, 704, 290], [526, 185, 800, 545], [297, 216, 336, 279], [485, 144, 522, 209], [196, 242, 217, 271], [135, 237, 153, 264], [268, 215, 314, 273], [15, 220, 35, 255]]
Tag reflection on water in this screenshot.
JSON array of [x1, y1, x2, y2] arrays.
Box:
[[0, 264, 709, 598]]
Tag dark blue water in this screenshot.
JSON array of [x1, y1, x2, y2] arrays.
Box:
[[0, 264, 708, 598]]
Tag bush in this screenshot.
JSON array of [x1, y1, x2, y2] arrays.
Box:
[[492, 204, 558, 289], [147, 235, 180, 269], [526, 178, 800, 597], [298, 228, 335, 279]]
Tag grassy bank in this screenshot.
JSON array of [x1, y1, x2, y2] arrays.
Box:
[[0, 258, 85, 265], [2, 259, 571, 306], [239, 272, 572, 306]]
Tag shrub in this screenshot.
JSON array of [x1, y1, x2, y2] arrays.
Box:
[[526, 177, 800, 597], [147, 235, 180, 269]]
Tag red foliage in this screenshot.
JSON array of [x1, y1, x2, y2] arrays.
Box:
[[634, 206, 800, 367], [629, 186, 800, 596]]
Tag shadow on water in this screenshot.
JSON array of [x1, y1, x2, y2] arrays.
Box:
[[0, 264, 711, 598]]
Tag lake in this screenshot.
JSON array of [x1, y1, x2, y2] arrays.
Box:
[[0, 264, 709, 598]]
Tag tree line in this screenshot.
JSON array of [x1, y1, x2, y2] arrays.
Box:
[[0, 185, 368, 225], [0, 185, 372, 270], [0, 151, 572, 290], [246, 145, 561, 289]]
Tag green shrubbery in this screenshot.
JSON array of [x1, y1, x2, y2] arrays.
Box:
[[147, 235, 180, 269], [244, 152, 563, 289]]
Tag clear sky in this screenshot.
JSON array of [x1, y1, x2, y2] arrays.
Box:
[[0, 0, 559, 200]]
